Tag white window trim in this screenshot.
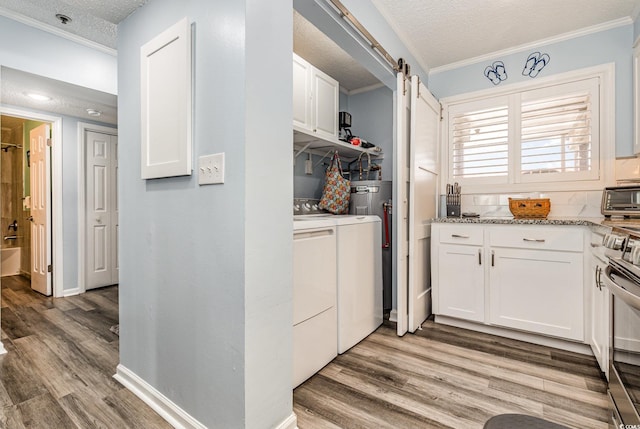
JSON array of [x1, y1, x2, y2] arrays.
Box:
[[440, 63, 616, 195]]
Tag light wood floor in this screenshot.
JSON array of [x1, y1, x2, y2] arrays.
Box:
[[0, 275, 171, 429], [1, 275, 612, 428], [294, 321, 612, 429]]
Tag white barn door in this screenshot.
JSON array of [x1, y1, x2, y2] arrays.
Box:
[[408, 76, 440, 333], [395, 72, 411, 336], [86, 131, 118, 289]]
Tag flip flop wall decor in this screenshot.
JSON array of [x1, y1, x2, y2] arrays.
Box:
[[522, 52, 550, 78], [484, 60, 508, 85]]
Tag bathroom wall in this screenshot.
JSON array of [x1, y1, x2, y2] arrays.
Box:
[[1, 122, 24, 253]]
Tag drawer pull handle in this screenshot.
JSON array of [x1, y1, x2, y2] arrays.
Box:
[[523, 238, 545, 243], [478, 249, 482, 265], [451, 234, 469, 239], [491, 250, 495, 267]]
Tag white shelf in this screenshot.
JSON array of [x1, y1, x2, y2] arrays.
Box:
[[293, 126, 383, 160]]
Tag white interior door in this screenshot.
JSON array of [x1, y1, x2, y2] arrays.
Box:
[[86, 131, 118, 289], [395, 72, 411, 336], [408, 76, 440, 333], [30, 124, 51, 296]]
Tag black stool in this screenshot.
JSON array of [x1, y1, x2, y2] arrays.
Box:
[[483, 414, 570, 429]]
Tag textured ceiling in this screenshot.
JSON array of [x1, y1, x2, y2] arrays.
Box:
[[372, 0, 640, 71], [0, 0, 147, 49], [2, 67, 117, 125], [294, 10, 381, 92]]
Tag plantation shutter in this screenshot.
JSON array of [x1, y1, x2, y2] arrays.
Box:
[[449, 96, 510, 184], [519, 77, 599, 182]]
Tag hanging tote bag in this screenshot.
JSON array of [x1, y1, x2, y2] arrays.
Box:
[[319, 151, 351, 214]]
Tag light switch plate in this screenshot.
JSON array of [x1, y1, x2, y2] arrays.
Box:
[[198, 152, 225, 185]]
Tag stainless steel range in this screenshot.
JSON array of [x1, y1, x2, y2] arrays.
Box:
[[601, 186, 640, 425]]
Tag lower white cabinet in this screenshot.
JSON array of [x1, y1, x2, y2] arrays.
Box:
[[489, 247, 583, 341], [589, 229, 610, 375], [432, 223, 586, 342], [437, 243, 484, 322]]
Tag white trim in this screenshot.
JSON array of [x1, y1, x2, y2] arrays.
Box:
[[634, 44, 640, 155], [77, 122, 117, 294], [0, 341, 6, 355], [62, 287, 81, 297], [347, 82, 386, 96], [435, 315, 593, 355], [369, 0, 431, 76], [275, 413, 298, 429], [114, 364, 207, 429], [439, 63, 616, 195], [0, 7, 117, 57], [0, 106, 64, 297], [430, 18, 631, 75], [389, 308, 398, 323]]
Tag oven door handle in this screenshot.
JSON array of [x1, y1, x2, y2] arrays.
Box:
[[602, 266, 640, 311]]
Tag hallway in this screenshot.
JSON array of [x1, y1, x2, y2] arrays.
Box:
[[0, 276, 170, 428]]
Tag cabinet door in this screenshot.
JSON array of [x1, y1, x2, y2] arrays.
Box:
[[293, 54, 313, 132], [489, 248, 583, 341], [437, 244, 484, 322], [312, 68, 339, 140], [590, 255, 610, 375]]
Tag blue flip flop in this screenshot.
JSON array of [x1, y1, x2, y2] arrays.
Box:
[[529, 53, 549, 78], [485, 65, 501, 85], [523, 52, 540, 76], [493, 61, 507, 81]]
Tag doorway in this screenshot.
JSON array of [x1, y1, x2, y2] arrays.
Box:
[[78, 123, 118, 291], [0, 112, 58, 296]]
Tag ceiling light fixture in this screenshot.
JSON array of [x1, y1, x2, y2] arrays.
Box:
[[86, 109, 102, 117], [55, 14, 72, 25], [26, 92, 51, 101]]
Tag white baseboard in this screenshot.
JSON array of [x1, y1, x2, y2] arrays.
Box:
[[275, 412, 298, 429], [63, 288, 81, 297], [114, 364, 206, 429], [389, 309, 398, 323]]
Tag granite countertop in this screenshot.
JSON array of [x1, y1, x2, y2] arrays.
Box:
[[431, 216, 605, 227]]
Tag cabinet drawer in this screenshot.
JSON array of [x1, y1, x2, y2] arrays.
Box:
[[489, 226, 583, 252], [438, 225, 483, 246]]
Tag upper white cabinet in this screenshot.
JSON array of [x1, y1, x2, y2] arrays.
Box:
[[293, 53, 338, 141]]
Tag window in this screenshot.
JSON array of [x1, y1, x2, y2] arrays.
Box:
[[443, 70, 609, 192]]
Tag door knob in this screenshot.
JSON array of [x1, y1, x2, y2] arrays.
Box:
[[96, 217, 102, 224], [27, 216, 33, 222]]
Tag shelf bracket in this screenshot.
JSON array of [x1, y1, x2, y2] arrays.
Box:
[[294, 143, 312, 159]]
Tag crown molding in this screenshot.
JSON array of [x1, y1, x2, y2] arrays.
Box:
[[430, 17, 632, 75], [0, 7, 117, 57]]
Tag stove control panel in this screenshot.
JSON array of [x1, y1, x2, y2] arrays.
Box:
[[603, 233, 627, 251]]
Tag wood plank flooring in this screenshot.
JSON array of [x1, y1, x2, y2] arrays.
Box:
[[0, 275, 171, 429], [0, 275, 612, 428], [294, 320, 612, 429]]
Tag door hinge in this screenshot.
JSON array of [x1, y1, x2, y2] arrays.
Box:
[[439, 103, 444, 121], [47, 264, 53, 273], [46, 138, 52, 147]]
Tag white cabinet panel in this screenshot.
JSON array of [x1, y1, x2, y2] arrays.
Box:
[[437, 243, 485, 322], [293, 55, 312, 131], [141, 18, 192, 179], [313, 68, 339, 140], [489, 248, 584, 341], [590, 254, 610, 374]]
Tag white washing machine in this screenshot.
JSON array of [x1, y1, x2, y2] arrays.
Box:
[[292, 218, 337, 388], [333, 215, 383, 354]]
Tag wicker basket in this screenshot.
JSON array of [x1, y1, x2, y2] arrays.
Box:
[[508, 198, 551, 219]]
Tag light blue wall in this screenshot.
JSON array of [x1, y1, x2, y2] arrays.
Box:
[[429, 24, 635, 157], [118, 0, 292, 427], [0, 15, 117, 94], [293, 153, 329, 199], [634, 17, 640, 43], [347, 86, 394, 180]]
